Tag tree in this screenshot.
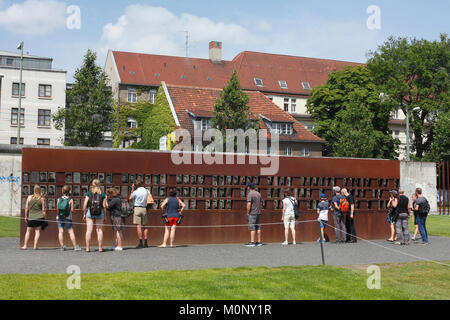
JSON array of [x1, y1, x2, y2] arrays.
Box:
[[428, 105, 450, 161], [133, 86, 176, 150], [211, 71, 259, 133], [53, 50, 113, 147], [367, 34, 450, 159], [306, 66, 399, 159]]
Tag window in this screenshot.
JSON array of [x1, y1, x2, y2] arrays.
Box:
[[302, 82, 312, 90], [127, 88, 137, 103], [284, 98, 289, 112], [127, 118, 137, 129], [12, 83, 25, 97], [10, 137, 24, 145], [279, 80, 288, 89], [271, 123, 293, 135], [391, 109, 399, 119], [285, 147, 293, 156], [11, 108, 24, 126], [307, 125, 314, 131], [394, 130, 400, 136], [39, 85, 52, 98], [149, 90, 157, 104], [302, 148, 310, 157], [291, 99, 297, 113], [38, 109, 51, 126], [6, 58, 13, 65], [254, 78, 264, 86], [37, 138, 50, 146], [201, 119, 211, 131]]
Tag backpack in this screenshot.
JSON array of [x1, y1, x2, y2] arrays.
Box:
[[288, 197, 300, 220], [89, 193, 102, 216], [57, 197, 71, 219], [339, 197, 350, 214], [120, 199, 134, 218], [420, 199, 430, 217]]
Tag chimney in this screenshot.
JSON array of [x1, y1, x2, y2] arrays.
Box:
[[209, 41, 222, 62]]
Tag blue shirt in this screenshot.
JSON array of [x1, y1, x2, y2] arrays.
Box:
[[131, 187, 149, 207], [332, 194, 345, 215], [166, 197, 180, 218]]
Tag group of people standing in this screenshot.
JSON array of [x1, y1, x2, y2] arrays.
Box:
[[21, 179, 185, 251], [20, 179, 431, 251], [386, 187, 430, 245]]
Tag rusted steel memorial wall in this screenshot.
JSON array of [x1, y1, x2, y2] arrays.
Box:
[[20, 147, 400, 247]]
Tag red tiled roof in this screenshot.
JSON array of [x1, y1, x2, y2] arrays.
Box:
[[166, 84, 325, 143], [112, 50, 363, 96], [233, 51, 364, 95], [113, 51, 234, 88]]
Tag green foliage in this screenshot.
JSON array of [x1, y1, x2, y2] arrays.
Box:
[[132, 87, 176, 150], [306, 66, 399, 159], [367, 34, 450, 159], [53, 50, 113, 147], [212, 71, 259, 133], [427, 106, 450, 161], [112, 102, 153, 148]]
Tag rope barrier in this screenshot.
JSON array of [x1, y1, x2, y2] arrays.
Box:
[[0, 214, 318, 229]]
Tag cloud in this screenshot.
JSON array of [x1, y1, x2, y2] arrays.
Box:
[[99, 5, 263, 58], [0, 0, 67, 35]]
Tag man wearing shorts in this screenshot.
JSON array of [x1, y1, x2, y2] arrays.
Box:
[[129, 180, 150, 248], [245, 182, 263, 247]]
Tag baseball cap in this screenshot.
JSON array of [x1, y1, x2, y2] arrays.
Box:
[[390, 190, 398, 195], [320, 193, 327, 198], [333, 186, 341, 193], [247, 182, 255, 189]]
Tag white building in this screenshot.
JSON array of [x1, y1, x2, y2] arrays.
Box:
[[0, 50, 66, 146]]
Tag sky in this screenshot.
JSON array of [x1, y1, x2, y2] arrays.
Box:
[[0, 0, 448, 81]]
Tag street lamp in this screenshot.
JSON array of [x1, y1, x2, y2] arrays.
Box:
[[16, 41, 24, 146], [405, 106, 421, 161]]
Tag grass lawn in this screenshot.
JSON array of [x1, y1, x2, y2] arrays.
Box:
[[0, 261, 448, 300], [0, 216, 21, 238], [409, 215, 450, 237]]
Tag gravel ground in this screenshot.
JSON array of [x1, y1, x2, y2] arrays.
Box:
[[0, 237, 449, 274]]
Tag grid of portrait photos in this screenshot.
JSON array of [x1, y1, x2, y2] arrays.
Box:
[[21, 171, 399, 212]]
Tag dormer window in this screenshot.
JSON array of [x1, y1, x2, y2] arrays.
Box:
[[271, 122, 294, 135], [279, 80, 288, 89], [201, 119, 211, 131], [254, 78, 264, 86], [302, 82, 312, 90]]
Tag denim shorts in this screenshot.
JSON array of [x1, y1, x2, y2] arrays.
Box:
[[86, 209, 104, 220], [319, 220, 327, 229], [57, 218, 73, 230]]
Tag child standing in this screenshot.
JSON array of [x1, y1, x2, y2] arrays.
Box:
[[57, 185, 81, 251], [317, 193, 330, 243]]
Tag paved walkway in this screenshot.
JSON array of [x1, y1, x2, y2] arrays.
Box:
[[0, 237, 449, 274]]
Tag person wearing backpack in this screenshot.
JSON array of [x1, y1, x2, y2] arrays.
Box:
[[104, 188, 124, 251], [159, 188, 185, 248], [316, 193, 330, 243], [342, 188, 357, 243], [57, 185, 81, 251], [332, 186, 346, 244], [281, 189, 297, 245], [413, 188, 430, 245], [82, 179, 106, 253]]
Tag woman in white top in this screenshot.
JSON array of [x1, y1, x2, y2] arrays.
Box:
[[281, 189, 297, 245]]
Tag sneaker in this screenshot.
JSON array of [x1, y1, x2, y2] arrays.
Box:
[[255, 242, 263, 247], [321, 240, 326, 243], [74, 245, 81, 251], [114, 247, 123, 251], [245, 242, 256, 247], [394, 241, 401, 245], [136, 242, 144, 249], [292, 241, 296, 245], [282, 241, 289, 246], [60, 245, 66, 251], [420, 242, 430, 245]]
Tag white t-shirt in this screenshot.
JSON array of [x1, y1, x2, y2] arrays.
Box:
[[282, 197, 296, 216], [131, 187, 149, 207]]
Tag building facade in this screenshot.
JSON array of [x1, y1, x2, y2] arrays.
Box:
[[0, 51, 66, 147]]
